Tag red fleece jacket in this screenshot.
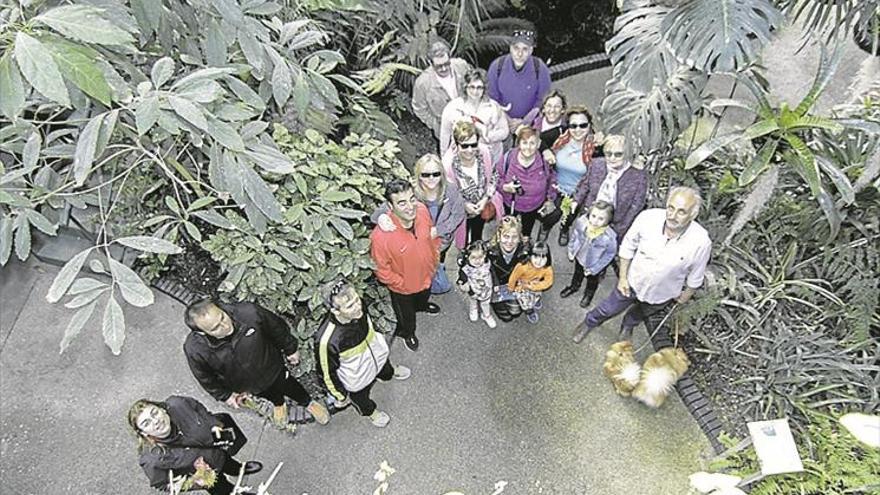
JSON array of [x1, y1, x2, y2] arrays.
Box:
[[370, 203, 440, 294]]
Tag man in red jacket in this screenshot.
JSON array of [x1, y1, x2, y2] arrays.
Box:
[[370, 178, 441, 352]]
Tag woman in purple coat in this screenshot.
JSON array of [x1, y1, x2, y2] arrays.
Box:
[[571, 134, 648, 244], [496, 126, 558, 241]]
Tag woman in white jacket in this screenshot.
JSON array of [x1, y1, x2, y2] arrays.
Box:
[[439, 68, 509, 165]]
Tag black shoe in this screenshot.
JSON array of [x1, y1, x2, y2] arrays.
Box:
[[422, 302, 441, 315], [579, 290, 595, 308], [558, 229, 569, 247], [404, 336, 420, 352], [560, 285, 580, 298], [243, 461, 263, 475]]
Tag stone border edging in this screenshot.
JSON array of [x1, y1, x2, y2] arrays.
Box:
[[645, 312, 726, 454], [548, 52, 611, 81]]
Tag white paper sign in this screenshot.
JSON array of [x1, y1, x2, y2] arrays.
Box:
[[747, 418, 804, 475]]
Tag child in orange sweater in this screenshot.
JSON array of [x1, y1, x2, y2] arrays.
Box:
[[508, 241, 554, 323]]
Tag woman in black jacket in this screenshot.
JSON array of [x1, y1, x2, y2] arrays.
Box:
[[487, 216, 531, 322], [129, 395, 262, 494]]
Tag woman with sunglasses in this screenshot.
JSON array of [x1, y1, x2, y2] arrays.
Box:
[[442, 120, 504, 247], [571, 134, 647, 245], [439, 69, 509, 165], [372, 154, 466, 293], [128, 395, 262, 494], [543, 105, 603, 246], [496, 125, 557, 242]]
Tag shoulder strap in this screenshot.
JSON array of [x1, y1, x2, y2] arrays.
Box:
[[533, 57, 539, 81], [495, 55, 507, 80], [497, 55, 540, 83]]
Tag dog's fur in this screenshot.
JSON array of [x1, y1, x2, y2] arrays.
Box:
[[602, 341, 642, 396], [632, 347, 690, 408]]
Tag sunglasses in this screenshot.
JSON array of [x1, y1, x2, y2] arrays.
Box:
[[420, 171, 442, 178], [607, 151, 625, 158], [568, 123, 590, 129], [458, 142, 479, 149]]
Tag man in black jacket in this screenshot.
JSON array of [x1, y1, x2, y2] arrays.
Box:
[[314, 280, 411, 428], [183, 299, 330, 427]]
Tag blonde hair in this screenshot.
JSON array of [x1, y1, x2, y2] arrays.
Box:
[[490, 216, 524, 249], [412, 153, 446, 200], [603, 134, 625, 149], [127, 399, 166, 453], [452, 120, 480, 144]]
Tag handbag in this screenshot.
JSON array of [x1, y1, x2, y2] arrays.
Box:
[[212, 412, 247, 456], [480, 201, 496, 221], [430, 263, 452, 294]]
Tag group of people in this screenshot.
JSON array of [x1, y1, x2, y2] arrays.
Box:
[[127, 31, 713, 494]]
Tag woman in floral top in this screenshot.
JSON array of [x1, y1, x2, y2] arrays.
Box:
[[442, 120, 504, 248]]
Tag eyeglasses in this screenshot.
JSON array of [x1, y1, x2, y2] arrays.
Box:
[[420, 171, 442, 178], [607, 151, 625, 158], [458, 142, 479, 149], [568, 123, 590, 129], [433, 61, 451, 70]]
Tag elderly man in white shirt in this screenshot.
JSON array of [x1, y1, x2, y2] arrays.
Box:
[[573, 186, 712, 343]]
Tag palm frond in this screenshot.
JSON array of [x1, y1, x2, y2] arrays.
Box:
[[605, 4, 678, 92]]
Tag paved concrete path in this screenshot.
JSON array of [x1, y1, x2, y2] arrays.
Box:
[[1, 246, 709, 494]]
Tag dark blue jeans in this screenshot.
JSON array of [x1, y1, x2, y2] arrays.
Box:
[[584, 287, 670, 339]]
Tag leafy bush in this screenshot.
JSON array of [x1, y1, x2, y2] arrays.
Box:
[[201, 125, 408, 371]]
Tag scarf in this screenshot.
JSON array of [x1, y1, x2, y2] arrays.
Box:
[[586, 224, 607, 240], [551, 130, 596, 167]]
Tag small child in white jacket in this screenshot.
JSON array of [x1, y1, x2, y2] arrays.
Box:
[[457, 240, 497, 329]]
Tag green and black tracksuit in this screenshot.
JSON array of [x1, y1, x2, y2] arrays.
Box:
[[314, 313, 394, 416]]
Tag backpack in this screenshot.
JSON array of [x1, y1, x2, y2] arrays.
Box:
[[495, 54, 540, 83]]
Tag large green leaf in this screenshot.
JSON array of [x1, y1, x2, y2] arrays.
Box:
[[115, 235, 183, 254], [13, 214, 30, 261], [815, 156, 855, 205], [59, 299, 98, 354], [602, 68, 708, 154], [271, 58, 292, 107], [35, 5, 134, 46], [207, 115, 245, 151], [73, 113, 106, 186], [168, 96, 208, 131], [22, 131, 41, 169], [24, 209, 57, 235], [786, 135, 822, 196], [0, 216, 13, 265], [108, 257, 154, 307], [14, 32, 70, 106], [135, 96, 160, 135], [46, 248, 93, 303], [686, 132, 747, 170], [102, 294, 125, 355], [739, 138, 778, 186], [42, 38, 113, 106], [240, 162, 284, 222], [794, 43, 842, 117], [0, 52, 25, 119], [243, 143, 294, 174], [605, 4, 678, 92], [661, 0, 783, 73]]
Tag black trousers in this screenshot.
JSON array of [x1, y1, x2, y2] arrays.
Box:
[[542, 195, 582, 237], [207, 458, 244, 495], [569, 263, 604, 295], [349, 360, 395, 417], [504, 204, 554, 241], [491, 299, 522, 322], [466, 215, 486, 244], [389, 289, 430, 339], [256, 370, 311, 407]]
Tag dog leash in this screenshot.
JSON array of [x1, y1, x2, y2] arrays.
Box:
[[633, 303, 679, 354]]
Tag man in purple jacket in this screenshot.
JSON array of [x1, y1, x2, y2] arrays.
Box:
[[572, 135, 648, 243], [487, 30, 552, 127]]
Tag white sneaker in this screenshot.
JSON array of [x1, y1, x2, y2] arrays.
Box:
[[482, 312, 497, 329], [468, 300, 479, 322], [370, 410, 390, 428], [393, 365, 411, 380]]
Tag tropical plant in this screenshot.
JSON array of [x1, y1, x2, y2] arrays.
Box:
[[0, 0, 400, 354], [708, 412, 880, 495], [201, 125, 407, 372]]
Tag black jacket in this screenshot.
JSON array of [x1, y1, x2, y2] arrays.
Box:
[[488, 242, 531, 286], [138, 396, 246, 491], [183, 302, 298, 401]]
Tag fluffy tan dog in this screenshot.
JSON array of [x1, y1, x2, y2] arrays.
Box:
[[632, 347, 690, 408], [602, 341, 642, 396]]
